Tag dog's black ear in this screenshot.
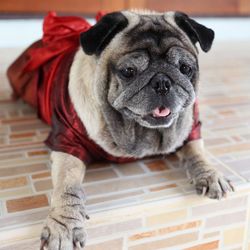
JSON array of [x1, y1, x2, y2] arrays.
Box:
[[80, 12, 128, 56], [175, 12, 214, 52]]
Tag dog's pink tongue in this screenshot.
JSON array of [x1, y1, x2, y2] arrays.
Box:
[[152, 107, 171, 117]]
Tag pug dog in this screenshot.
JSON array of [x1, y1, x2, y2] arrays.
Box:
[[7, 10, 234, 250]]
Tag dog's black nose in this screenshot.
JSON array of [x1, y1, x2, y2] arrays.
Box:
[[151, 73, 171, 96]]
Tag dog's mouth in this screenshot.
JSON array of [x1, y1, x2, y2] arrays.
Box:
[[122, 106, 175, 128], [142, 106, 175, 127], [151, 106, 171, 118]]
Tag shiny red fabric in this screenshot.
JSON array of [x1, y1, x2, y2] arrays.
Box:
[[23, 11, 93, 124], [7, 12, 201, 164], [187, 100, 201, 141]]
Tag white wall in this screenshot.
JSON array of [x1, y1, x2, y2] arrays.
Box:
[[0, 18, 250, 47]]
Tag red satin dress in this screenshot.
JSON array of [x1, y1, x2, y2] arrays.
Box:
[[7, 12, 201, 164]]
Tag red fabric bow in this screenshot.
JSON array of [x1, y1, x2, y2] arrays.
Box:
[[24, 12, 92, 71], [22, 11, 105, 123]]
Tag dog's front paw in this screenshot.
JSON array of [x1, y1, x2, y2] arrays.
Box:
[[192, 169, 234, 199], [40, 220, 86, 250], [40, 187, 89, 250]]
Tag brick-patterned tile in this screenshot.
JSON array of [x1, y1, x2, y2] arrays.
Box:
[[149, 183, 177, 192], [146, 160, 170, 171], [203, 231, 220, 239], [129, 220, 201, 241], [32, 171, 51, 179], [0, 238, 41, 250], [10, 122, 49, 132], [192, 196, 247, 216], [0, 153, 24, 161], [0, 209, 48, 228], [33, 179, 52, 192], [0, 186, 33, 199], [184, 240, 219, 250], [205, 210, 246, 228], [226, 158, 250, 174], [1, 117, 37, 125], [6, 194, 49, 213], [85, 238, 123, 250], [0, 163, 48, 177], [223, 226, 245, 246], [86, 190, 144, 205], [146, 209, 187, 226], [87, 219, 142, 239], [84, 174, 168, 196], [10, 132, 35, 139], [204, 137, 230, 147], [85, 169, 118, 182], [209, 143, 250, 155], [0, 177, 28, 190], [116, 162, 145, 176], [28, 150, 49, 157], [129, 232, 199, 250]]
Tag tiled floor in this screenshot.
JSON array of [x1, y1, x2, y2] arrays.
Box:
[[0, 41, 250, 249]]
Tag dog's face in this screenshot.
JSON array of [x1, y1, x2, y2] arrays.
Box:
[[80, 11, 214, 129], [110, 35, 198, 128]]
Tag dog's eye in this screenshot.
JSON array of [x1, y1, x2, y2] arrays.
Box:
[[120, 67, 137, 79], [180, 64, 193, 77]]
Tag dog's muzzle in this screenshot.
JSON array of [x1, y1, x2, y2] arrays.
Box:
[[151, 73, 171, 96]]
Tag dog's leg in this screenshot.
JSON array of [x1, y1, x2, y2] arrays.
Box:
[[178, 139, 234, 199], [40, 151, 88, 250]]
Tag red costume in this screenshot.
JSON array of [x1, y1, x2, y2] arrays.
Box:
[[7, 12, 201, 164]]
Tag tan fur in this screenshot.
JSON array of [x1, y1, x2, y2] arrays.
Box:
[[177, 138, 205, 161], [164, 12, 198, 54], [50, 151, 86, 188], [50, 151, 86, 205], [68, 49, 104, 140]]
